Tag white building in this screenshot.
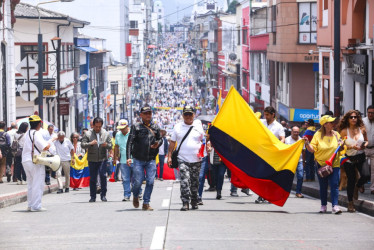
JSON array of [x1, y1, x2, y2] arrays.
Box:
[[120, 0, 130, 64], [0, 0, 17, 126], [151, 0, 165, 46], [14, 3, 89, 135]]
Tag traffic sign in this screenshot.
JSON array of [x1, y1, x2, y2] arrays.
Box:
[[16, 55, 38, 79], [20, 83, 38, 102]]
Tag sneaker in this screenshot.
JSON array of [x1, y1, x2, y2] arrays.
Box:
[[31, 207, 47, 212], [46, 181, 51, 185], [122, 196, 130, 201], [89, 198, 96, 202], [295, 193, 304, 198], [230, 192, 239, 197], [191, 202, 198, 210], [65, 188, 69, 193], [216, 191, 222, 200], [17, 180, 22, 185], [255, 197, 265, 204], [160, 178, 164, 181], [319, 205, 327, 213], [57, 189, 63, 194], [142, 204, 154, 211], [197, 198, 204, 205], [27, 207, 31, 211], [6, 174, 11, 182], [133, 197, 139, 208], [180, 202, 189, 211], [332, 205, 342, 214], [241, 189, 253, 196], [139, 194, 143, 200], [21, 181, 27, 185]]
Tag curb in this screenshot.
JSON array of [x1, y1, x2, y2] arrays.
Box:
[[292, 182, 374, 217], [0, 183, 59, 209]]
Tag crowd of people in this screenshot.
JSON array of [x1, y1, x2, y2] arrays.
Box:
[[1, 34, 374, 214]]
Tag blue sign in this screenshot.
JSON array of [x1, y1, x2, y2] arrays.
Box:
[[290, 108, 319, 122], [278, 102, 289, 120]]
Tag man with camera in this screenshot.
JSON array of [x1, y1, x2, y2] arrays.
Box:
[[81, 117, 112, 202], [126, 106, 163, 211]]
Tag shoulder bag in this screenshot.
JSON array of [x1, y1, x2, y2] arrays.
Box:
[[317, 132, 339, 178], [170, 126, 193, 169]]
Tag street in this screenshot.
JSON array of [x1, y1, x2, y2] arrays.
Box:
[[1, 179, 373, 249]]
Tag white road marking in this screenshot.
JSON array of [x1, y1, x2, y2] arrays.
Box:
[[150, 226, 166, 250], [162, 199, 170, 207], [166, 187, 172, 191]]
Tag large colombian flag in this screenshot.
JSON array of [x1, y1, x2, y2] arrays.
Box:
[[70, 153, 90, 188], [209, 86, 304, 206]]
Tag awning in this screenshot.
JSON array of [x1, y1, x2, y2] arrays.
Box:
[[76, 46, 98, 53]]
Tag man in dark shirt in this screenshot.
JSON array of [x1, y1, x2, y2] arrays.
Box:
[[126, 106, 163, 211]]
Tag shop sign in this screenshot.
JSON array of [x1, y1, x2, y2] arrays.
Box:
[[351, 54, 368, 84], [290, 108, 319, 122]]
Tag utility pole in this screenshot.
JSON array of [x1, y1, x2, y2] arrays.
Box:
[[333, 0, 341, 117]]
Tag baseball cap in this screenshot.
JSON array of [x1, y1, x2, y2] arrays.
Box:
[[183, 105, 195, 114], [140, 106, 152, 113], [29, 115, 42, 122], [319, 115, 336, 126], [117, 119, 128, 129]]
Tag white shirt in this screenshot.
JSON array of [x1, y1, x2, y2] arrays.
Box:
[[7, 129, 17, 144], [159, 138, 165, 155], [22, 129, 49, 163], [261, 119, 285, 139], [285, 136, 303, 162], [363, 117, 374, 146], [171, 119, 204, 163], [14, 133, 26, 148], [54, 139, 74, 161], [42, 130, 57, 154]]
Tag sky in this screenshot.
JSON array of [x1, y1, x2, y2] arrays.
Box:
[[19, 0, 228, 60]]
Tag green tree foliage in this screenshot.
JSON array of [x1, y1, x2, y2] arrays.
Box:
[[226, 0, 238, 14]]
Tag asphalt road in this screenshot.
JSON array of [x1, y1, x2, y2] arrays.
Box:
[[1, 179, 374, 249]]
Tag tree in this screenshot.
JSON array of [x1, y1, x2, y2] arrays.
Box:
[[226, 0, 238, 14]]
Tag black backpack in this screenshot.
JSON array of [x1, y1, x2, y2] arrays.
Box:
[[0, 132, 10, 155], [11, 133, 24, 157]]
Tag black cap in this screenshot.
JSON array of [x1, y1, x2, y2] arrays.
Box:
[[140, 106, 152, 113], [183, 105, 195, 114]]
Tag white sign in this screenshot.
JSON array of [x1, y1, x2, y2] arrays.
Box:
[[16, 56, 38, 79], [20, 83, 38, 102]]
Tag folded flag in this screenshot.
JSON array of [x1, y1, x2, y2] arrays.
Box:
[[208, 86, 304, 206], [70, 153, 90, 188]]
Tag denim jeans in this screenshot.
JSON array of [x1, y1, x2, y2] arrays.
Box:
[[214, 163, 226, 191], [132, 159, 156, 204], [295, 161, 304, 194], [304, 150, 315, 180], [316, 163, 340, 206], [158, 155, 165, 179], [89, 161, 107, 199], [119, 163, 135, 198], [198, 156, 209, 198]]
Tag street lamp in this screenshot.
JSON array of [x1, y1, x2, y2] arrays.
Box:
[[51, 36, 62, 130], [111, 81, 119, 127], [36, 0, 74, 120]]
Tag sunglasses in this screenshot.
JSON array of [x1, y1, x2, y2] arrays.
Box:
[[349, 116, 357, 119], [73, 137, 79, 139]]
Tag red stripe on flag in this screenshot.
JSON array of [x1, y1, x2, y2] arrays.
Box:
[[218, 152, 290, 207]]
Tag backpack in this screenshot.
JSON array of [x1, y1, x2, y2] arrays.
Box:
[[11, 133, 24, 157], [0, 132, 10, 155]]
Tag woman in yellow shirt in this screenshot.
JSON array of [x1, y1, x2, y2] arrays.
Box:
[[304, 115, 344, 214]]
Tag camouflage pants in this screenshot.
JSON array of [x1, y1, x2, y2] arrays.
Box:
[[178, 160, 201, 203]]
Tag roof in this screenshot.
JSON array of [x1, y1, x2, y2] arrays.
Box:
[[15, 3, 90, 25]]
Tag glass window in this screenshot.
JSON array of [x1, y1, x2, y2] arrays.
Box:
[[298, 2, 317, 44], [20, 44, 46, 72]]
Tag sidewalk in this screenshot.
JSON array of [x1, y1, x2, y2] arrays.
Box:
[[293, 177, 374, 216], [0, 176, 59, 208]]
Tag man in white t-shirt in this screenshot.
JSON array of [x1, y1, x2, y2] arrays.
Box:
[[22, 115, 51, 211], [285, 126, 304, 198], [167, 106, 204, 211], [256, 106, 286, 204], [54, 131, 74, 194]]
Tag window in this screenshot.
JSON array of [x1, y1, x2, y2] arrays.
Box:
[[250, 53, 255, 80], [298, 2, 317, 44], [242, 73, 248, 89], [323, 56, 329, 75], [20, 44, 46, 72], [68, 45, 74, 69], [130, 20, 138, 29], [322, 0, 328, 26], [61, 44, 66, 70], [158, 15, 161, 19], [242, 28, 247, 45], [158, 9, 161, 13], [237, 29, 240, 45]]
